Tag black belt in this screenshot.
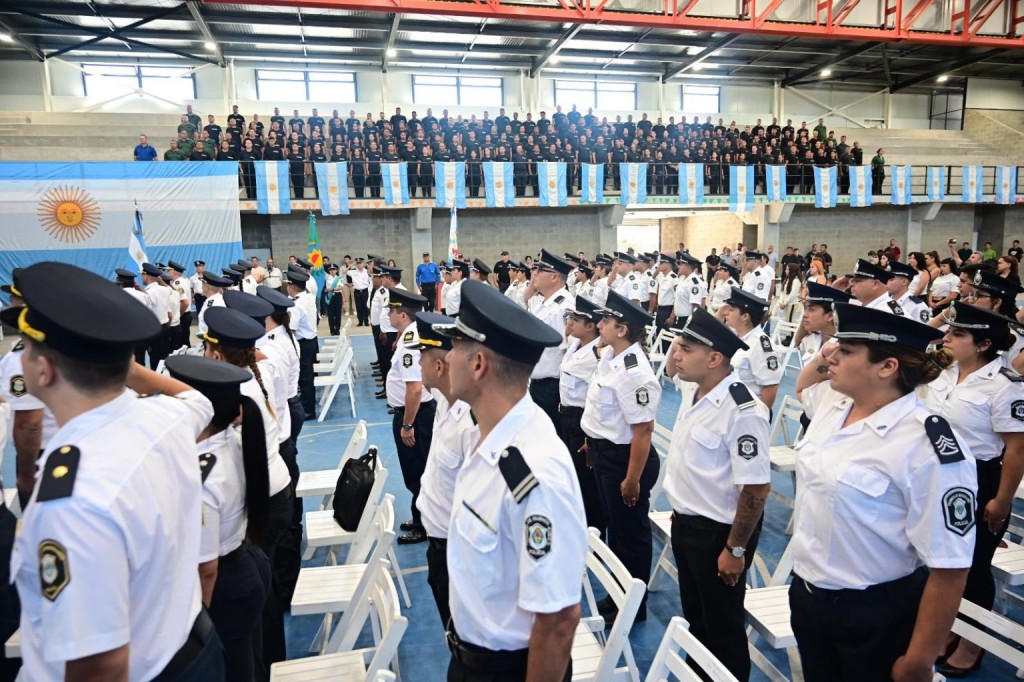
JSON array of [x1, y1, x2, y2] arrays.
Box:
[[154, 609, 215, 681], [219, 541, 249, 563], [586, 437, 629, 451], [446, 629, 528, 673], [532, 377, 558, 384], [559, 404, 584, 416], [794, 566, 927, 599], [658, 305, 673, 310]]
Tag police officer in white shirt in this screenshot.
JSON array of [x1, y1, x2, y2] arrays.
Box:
[[168, 261, 194, 347], [663, 306, 771, 680], [652, 255, 678, 329], [610, 252, 647, 305], [740, 251, 772, 301], [590, 259, 611, 306], [237, 260, 258, 295], [843, 258, 904, 315], [792, 281, 852, 366], [668, 253, 706, 330], [369, 267, 388, 374], [444, 260, 467, 316], [286, 270, 319, 420], [721, 288, 784, 411], [191, 260, 207, 312], [114, 268, 158, 364], [198, 271, 230, 337], [142, 262, 171, 368], [350, 258, 371, 326], [8, 262, 223, 681], [792, 304, 977, 682], [433, 280, 587, 682], [888, 261, 931, 323], [710, 263, 741, 314], [161, 272, 182, 352], [527, 250, 576, 435], [376, 265, 408, 392]]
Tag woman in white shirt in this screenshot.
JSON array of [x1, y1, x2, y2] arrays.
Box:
[[929, 258, 961, 317], [907, 251, 929, 296], [775, 263, 804, 323]]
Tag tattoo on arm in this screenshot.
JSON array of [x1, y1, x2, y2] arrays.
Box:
[[728, 485, 769, 548]]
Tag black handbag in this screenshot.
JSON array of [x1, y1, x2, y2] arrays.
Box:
[[332, 446, 378, 531]]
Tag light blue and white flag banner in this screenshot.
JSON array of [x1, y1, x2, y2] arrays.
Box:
[[619, 163, 647, 205], [729, 165, 755, 212], [483, 162, 515, 208], [314, 162, 350, 216], [447, 207, 459, 263], [435, 161, 466, 209], [581, 163, 604, 203], [889, 165, 912, 205], [848, 166, 872, 207], [255, 160, 291, 214], [814, 166, 838, 208], [0, 162, 241, 285], [537, 162, 567, 207], [996, 166, 1017, 205], [128, 204, 148, 272], [382, 162, 409, 205], [962, 165, 983, 203], [765, 164, 786, 201], [678, 163, 704, 205], [927, 166, 946, 201]]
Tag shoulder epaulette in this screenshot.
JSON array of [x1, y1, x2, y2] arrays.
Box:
[[498, 446, 537, 504], [759, 336, 773, 352], [887, 300, 904, 315], [1000, 367, 1024, 383], [402, 330, 414, 343], [623, 353, 638, 370], [728, 382, 757, 410], [909, 295, 925, 305], [11, 340, 23, 352], [924, 415, 966, 464], [37, 445, 80, 502], [669, 273, 677, 278], [554, 295, 565, 304], [198, 452, 217, 483]]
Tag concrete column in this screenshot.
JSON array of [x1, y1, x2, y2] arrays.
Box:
[[906, 202, 943, 252], [773, 81, 782, 122], [409, 207, 433, 292], [597, 205, 625, 256], [381, 71, 389, 110], [883, 91, 893, 129], [41, 60, 53, 113], [759, 202, 793, 251], [658, 80, 665, 120], [227, 59, 237, 105]]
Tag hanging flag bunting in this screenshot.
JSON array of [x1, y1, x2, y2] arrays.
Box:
[[381, 162, 409, 205], [619, 163, 647, 205], [765, 164, 786, 202], [307, 212, 325, 295], [447, 206, 459, 264], [926, 166, 946, 201], [255, 160, 291, 214], [581, 163, 604, 204], [961, 165, 983, 203], [729, 165, 755, 212], [889, 165, 912, 206], [814, 166, 838, 208], [678, 163, 705, 205], [434, 161, 467, 209], [483, 161, 515, 208], [537, 162, 568, 207], [995, 166, 1017, 205], [848, 166, 872, 207], [314, 162, 350, 216]]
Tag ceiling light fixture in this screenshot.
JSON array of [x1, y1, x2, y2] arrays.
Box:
[[204, 41, 216, 51], [821, 69, 832, 77], [387, 48, 397, 57], [0, 34, 13, 43], [937, 75, 949, 82]]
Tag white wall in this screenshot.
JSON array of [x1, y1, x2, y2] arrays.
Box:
[[966, 78, 1024, 111]]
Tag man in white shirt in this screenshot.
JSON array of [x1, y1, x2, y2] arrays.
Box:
[[375, 265, 408, 395], [264, 258, 283, 291], [350, 258, 371, 326], [190, 260, 206, 312], [167, 261, 193, 347], [141, 263, 171, 369], [286, 270, 319, 420], [526, 250, 575, 434]]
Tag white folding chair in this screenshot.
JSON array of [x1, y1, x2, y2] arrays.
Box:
[[295, 421, 368, 508], [770, 320, 803, 377], [744, 541, 801, 682], [576, 529, 645, 681], [302, 451, 386, 563], [992, 509, 1024, 615], [767, 395, 806, 535], [949, 599, 1024, 679], [315, 345, 357, 420], [4, 628, 19, 659], [644, 616, 740, 682], [648, 423, 676, 592], [649, 329, 677, 383]]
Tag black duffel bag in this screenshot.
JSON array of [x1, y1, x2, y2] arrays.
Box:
[[332, 446, 378, 531]]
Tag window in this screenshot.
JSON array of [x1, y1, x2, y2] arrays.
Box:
[[554, 80, 637, 112], [82, 64, 196, 100], [412, 75, 503, 107], [682, 84, 720, 114], [255, 70, 357, 102]]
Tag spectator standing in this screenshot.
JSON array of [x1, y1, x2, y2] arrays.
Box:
[[415, 252, 441, 312], [982, 241, 998, 261], [1008, 239, 1023, 260], [958, 241, 974, 263], [184, 105, 201, 130], [204, 115, 222, 144], [163, 140, 187, 161], [492, 251, 513, 292], [134, 134, 158, 161], [765, 245, 778, 271], [177, 114, 197, 139], [264, 258, 283, 291]]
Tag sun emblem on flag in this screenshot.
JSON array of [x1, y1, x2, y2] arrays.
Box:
[[329, 185, 338, 193], [495, 180, 504, 189], [548, 180, 556, 189], [857, 183, 864, 191], [969, 179, 976, 188], [268, 182, 278, 191], [629, 180, 637, 189], [897, 182, 904, 190], [446, 181, 455, 191], [688, 180, 696, 190], [738, 183, 746, 193], [37, 185, 101, 243]]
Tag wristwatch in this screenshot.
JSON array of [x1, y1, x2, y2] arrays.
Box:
[[725, 544, 745, 558], [401, 423, 414, 431]]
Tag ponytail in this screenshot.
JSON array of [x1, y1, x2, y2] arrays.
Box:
[[216, 344, 275, 418], [270, 310, 298, 352], [239, 395, 270, 546]]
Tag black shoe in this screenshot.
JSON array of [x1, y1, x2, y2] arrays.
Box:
[[939, 651, 985, 678], [375, 390, 387, 399], [397, 529, 427, 544], [370, 361, 379, 367], [387, 406, 397, 415], [400, 520, 416, 531], [304, 413, 317, 421]]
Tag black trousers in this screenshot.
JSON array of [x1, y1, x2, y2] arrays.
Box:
[[297, 337, 318, 417], [420, 282, 437, 312], [671, 513, 761, 681], [391, 401, 436, 530], [447, 638, 571, 682], [655, 305, 673, 330], [529, 378, 561, 439], [209, 545, 270, 682], [871, 168, 884, 195], [380, 331, 397, 377], [354, 289, 370, 324], [790, 567, 927, 682], [0, 503, 20, 682], [427, 537, 451, 629], [371, 324, 385, 368], [962, 457, 1010, 623], [194, 294, 206, 316], [559, 406, 605, 537], [179, 311, 193, 348], [325, 295, 342, 335], [161, 610, 226, 682], [290, 171, 305, 199], [589, 440, 659, 617], [260, 485, 294, 669], [274, 436, 303, 607], [148, 324, 170, 369]]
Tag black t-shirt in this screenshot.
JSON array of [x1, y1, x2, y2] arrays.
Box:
[[1009, 247, 1023, 260], [204, 124, 222, 142], [492, 260, 512, 285]]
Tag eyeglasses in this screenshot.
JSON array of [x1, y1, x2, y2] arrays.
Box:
[[963, 291, 992, 302]]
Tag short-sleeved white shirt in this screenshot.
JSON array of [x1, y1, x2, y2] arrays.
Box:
[[732, 327, 783, 397], [197, 292, 225, 335], [897, 292, 931, 324], [370, 286, 386, 325], [741, 270, 771, 300], [581, 342, 661, 444], [258, 327, 300, 398], [654, 272, 677, 307], [559, 337, 600, 408], [0, 343, 58, 451], [417, 394, 478, 539], [710, 278, 738, 312], [386, 325, 434, 408], [444, 279, 464, 315], [288, 291, 318, 340], [528, 288, 573, 380], [198, 427, 247, 561], [673, 273, 706, 317]]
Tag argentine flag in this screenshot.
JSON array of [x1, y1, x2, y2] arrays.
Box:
[[255, 160, 291, 214], [848, 166, 872, 207], [889, 166, 912, 205], [765, 165, 786, 201], [679, 163, 704, 205], [128, 204, 148, 273], [382, 162, 409, 205], [483, 162, 514, 207], [537, 162, 567, 207], [996, 166, 1017, 205], [814, 166, 838, 208], [314, 162, 350, 216], [619, 163, 647, 205], [435, 161, 467, 209], [581, 163, 604, 204], [961, 165, 983, 203], [927, 166, 946, 201], [729, 165, 755, 212]]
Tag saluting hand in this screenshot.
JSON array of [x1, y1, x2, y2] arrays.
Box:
[[717, 549, 744, 587]]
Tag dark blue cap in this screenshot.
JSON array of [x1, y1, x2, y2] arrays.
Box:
[[380, 265, 403, 278], [236, 259, 252, 271], [202, 307, 266, 348], [406, 312, 454, 351], [660, 254, 677, 266], [165, 355, 250, 401], [223, 290, 274, 322], [142, 262, 163, 277], [744, 251, 762, 261], [970, 268, 1024, 300], [567, 296, 602, 323], [945, 300, 1013, 334], [167, 260, 186, 273], [535, 249, 574, 276], [221, 268, 242, 283], [888, 261, 916, 279], [202, 272, 233, 288], [227, 263, 246, 274], [388, 288, 427, 310], [803, 281, 853, 307], [287, 270, 309, 283], [194, 260, 206, 267], [597, 289, 654, 327], [472, 258, 492, 275], [114, 268, 138, 283], [724, 286, 769, 315], [287, 263, 304, 274], [678, 252, 701, 267], [614, 251, 636, 264], [577, 264, 594, 278], [833, 302, 943, 351], [673, 306, 748, 358], [256, 285, 294, 312], [847, 258, 892, 283], [296, 258, 313, 269], [717, 263, 741, 280]]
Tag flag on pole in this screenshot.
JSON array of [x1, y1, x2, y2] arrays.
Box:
[[961, 165, 983, 203], [127, 202, 148, 273], [255, 160, 291, 214], [581, 163, 604, 203], [448, 206, 459, 264], [814, 166, 838, 208], [382, 162, 409, 205], [483, 162, 515, 207], [729, 165, 755, 212], [537, 162, 568, 207], [996, 166, 1017, 205], [314, 162, 350, 216], [889, 165, 912, 205], [679, 163, 705, 205], [308, 212, 325, 295], [848, 166, 872, 207], [435, 161, 467, 209], [927, 167, 946, 201], [619, 163, 647, 205], [765, 165, 786, 201]]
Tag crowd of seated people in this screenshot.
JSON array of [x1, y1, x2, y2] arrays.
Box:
[[146, 104, 879, 200]]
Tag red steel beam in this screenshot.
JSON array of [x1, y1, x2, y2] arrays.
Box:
[[967, 0, 1006, 39], [833, 0, 864, 25], [203, 0, 1024, 48]]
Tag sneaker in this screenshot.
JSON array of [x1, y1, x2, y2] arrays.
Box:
[[375, 390, 387, 399]]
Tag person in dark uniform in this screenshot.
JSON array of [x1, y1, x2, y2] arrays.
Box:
[[492, 251, 513, 293], [323, 264, 344, 336], [351, 148, 367, 198], [287, 143, 306, 199], [366, 143, 382, 198], [308, 143, 328, 197], [870, 147, 886, 195]]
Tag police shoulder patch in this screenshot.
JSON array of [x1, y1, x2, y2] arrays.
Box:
[[920, 310, 930, 323], [402, 354, 413, 368], [525, 515, 552, 560], [767, 356, 779, 371], [737, 435, 759, 460], [942, 487, 976, 536], [623, 353, 638, 370], [924, 416, 966, 464], [691, 287, 700, 295], [554, 295, 565, 304], [9, 375, 26, 398], [38, 539, 70, 602], [757, 282, 765, 290], [1000, 367, 1024, 383], [1011, 400, 1024, 422], [498, 446, 537, 504], [198, 452, 217, 483], [759, 336, 773, 352], [37, 445, 80, 502], [635, 387, 650, 406]]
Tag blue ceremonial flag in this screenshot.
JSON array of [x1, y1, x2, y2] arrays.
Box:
[[961, 165, 983, 203], [996, 166, 1017, 205], [765, 165, 786, 202], [619, 163, 647, 205], [537, 162, 568, 207], [255, 160, 291, 214], [889, 165, 912, 206], [813, 166, 838, 208], [382, 162, 409, 205], [127, 203, 148, 273], [927, 166, 946, 201], [848, 166, 872, 207], [729, 165, 755, 212], [678, 163, 704, 205], [581, 163, 604, 204], [483, 162, 515, 207], [314, 162, 350, 216], [435, 161, 467, 209]]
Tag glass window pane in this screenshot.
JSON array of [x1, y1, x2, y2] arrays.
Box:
[[141, 66, 192, 79], [308, 71, 354, 82], [84, 64, 137, 77], [682, 85, 719, 114], [258, 69, 304, 81], [557, 80, 594, 90], [597, 90, 632, 111], [414, 83, 458, 105], [83, 74, 137, 99], [309, 81, 356, 102], [258, 79, 307, 101], [459, 84, 501, 107], [141, 76, 194, 100], [415, 75, 457, 86], [461, 76, 501, 88], [599, 82, 635, 92]]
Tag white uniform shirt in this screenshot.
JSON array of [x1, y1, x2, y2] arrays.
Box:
[[417, 393, 477, 539], [144, 282, 170, 324], [370, 286, 386, 325], [265, 267, 283, 290], [655, 272, 677, 307], [258, 357, 289, 445], [558, 337, 600, 408], [386, 325, 434, 408], [172, 276, 192, 311], [306, 275, 318, 297], [258, 327, 300, 399], [164, 285, 180, 328], [590, 277, 609, 306], [615, 272, 647, 303], [792, 382, 977, 590], [240, 377, 291, 496], [197, 292, 225, 335], [897, 292, 931, 324], [13, 389, 213, 681], [123, 286, 154, 316], [198, 427, 247, 561], [351, 268, 371, 290], [379, 284, 407, 334], [732, 327, 783, 399], [741, 269, 771, 300], [0, 342, 58, 454], [799, 332, 824, 366], [529, 288, 574, 380], [673, 273, 706, 318], [864, 291, 902, 316], [189, 273, 204, 300], [444, 278, 464, 315], [289, 291, 318, 340], [241, 276, 258, 295], [710, 278, 738, 312], [665, 373, 771, 524], [581, 342, 661, 444], [448, 395, 587, 649]]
